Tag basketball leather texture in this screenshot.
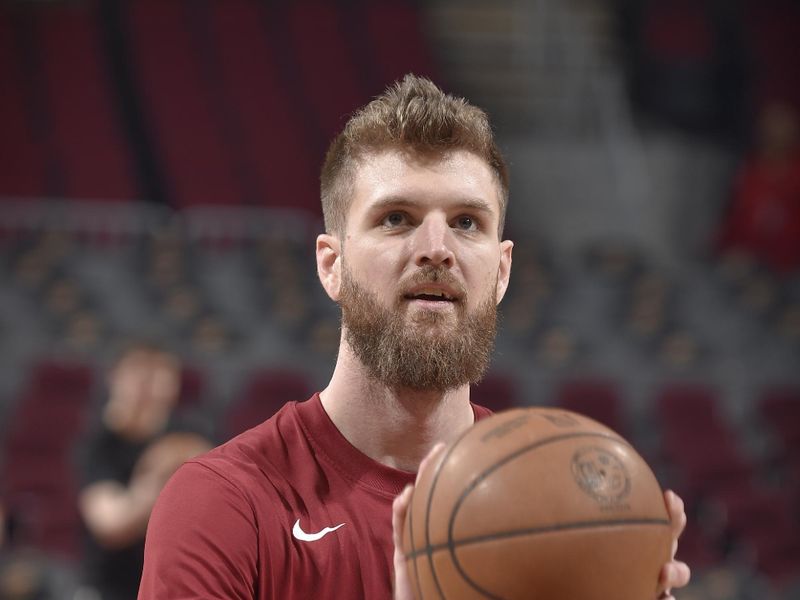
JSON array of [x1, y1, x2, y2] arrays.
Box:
[[403, 407, 672, 600]]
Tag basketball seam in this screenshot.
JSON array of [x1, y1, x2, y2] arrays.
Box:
[[405, 517, 672, 560], [422, 415, 494, 600]]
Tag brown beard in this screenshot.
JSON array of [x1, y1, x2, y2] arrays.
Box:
[[338, 264, 497, 392]]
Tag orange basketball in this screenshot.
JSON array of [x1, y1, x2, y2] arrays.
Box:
[[402, 407, 672, 600]]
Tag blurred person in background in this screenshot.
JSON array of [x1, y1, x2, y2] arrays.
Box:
[[77, 342, 212, 600], [717, 101, 800, 273]]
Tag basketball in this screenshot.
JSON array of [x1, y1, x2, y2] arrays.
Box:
[[402, 407, 673, 600]]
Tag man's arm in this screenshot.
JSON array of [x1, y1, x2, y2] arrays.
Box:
[[79, 432, 212, 549], [138, 460, 259, 600], [79, 480, 160, 549]]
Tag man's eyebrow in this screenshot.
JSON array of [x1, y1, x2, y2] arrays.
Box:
[[368, 195, 495, 214]]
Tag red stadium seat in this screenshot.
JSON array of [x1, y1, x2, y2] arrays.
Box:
[[126, 0, 244, 207], [656, 382, 722, 430], [28, 359, 93, 396], [1, 360, 93, 558], [0, 8, 47, 198], [286, 1, 365, 139], [673, 524, 723, 570], [363, 0, 438, 86], [471, 372, 520, 412], [711, 484, 800, 582], [759, 385, 800, 453], [177, 366, 205, 408], [203, 0, 319, 213], [224, 369, 313, 440], [36, 2, 137, 200], [556, 377, 626, 435]]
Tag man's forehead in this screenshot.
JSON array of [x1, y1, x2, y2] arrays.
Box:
[[349, 148, 502, 210], [355, 146, 489, 174]]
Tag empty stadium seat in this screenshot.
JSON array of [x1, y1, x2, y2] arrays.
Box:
[[285, 1, 365, 139], [760, 385, 800, 455], [224, 369, 313, 440], [0, 7, 46, 198], [203, 0, 320, 213], [556, 377, 626, 434], [1, 360, 94, 558], [471, 372, 520, 412], [126, 0, 244, 207], [36, 2, 137, 200], [656, 382, 722, 430], [362, 0, 438, 86]]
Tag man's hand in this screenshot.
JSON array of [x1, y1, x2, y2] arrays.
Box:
[[392, 450, 691, 600], [656, 490, 691, 599]]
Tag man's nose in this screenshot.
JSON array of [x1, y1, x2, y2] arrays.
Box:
[[411, 217, 455, 267]]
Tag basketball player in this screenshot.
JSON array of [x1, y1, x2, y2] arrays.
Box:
[[138, 75, 690, 599]]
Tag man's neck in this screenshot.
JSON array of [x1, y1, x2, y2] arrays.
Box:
[[319, 343, 474, 472]]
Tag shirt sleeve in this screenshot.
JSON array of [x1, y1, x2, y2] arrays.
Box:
[[138, 461, 259, 599], [80, 426, 130, 487]]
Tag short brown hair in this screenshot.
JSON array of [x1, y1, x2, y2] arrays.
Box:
[[320, 74, 509, 237]]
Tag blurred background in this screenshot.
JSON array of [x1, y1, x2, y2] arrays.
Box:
[[0, 0, 798, 598]]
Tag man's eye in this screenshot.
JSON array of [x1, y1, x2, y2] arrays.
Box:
[[455, 216, 477, 231], [383, 212, 407, 227]]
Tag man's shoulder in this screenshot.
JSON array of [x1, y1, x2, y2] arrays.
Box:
[[186, 400, 306, 490]]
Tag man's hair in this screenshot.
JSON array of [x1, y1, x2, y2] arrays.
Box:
[[320, 74, 509, 237]]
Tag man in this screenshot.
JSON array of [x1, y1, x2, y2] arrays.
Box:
[[139, 75, 690, 599], [79, 343, 211, 600]]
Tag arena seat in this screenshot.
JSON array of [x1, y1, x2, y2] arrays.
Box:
[[653, 382, 757, 503], [656, 382, 722, 430], [759, 385, 800, 456], [471, 372, 519, 412], [673, 523, 723, 570], [171, 366, 201, 406], [744, 1, 800, 109], [0, 7, 45, 198], [752, 528, 800, 584], [285, 1, 365, 139], [712, 484, 800, 583], [1, 360, 93, 558], [224, 369, 312, 440], [664, 435, 751, 495], [126, 0, 244, 207], [363, 0, 438, 86], [556, 377, 626, 435], [203, 0, 319, 213], [36, 2, 137, 200]]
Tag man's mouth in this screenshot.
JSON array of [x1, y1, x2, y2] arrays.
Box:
[[403, 287, 458, 303]]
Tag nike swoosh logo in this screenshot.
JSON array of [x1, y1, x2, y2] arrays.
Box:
[[292, 519, 346, 542]]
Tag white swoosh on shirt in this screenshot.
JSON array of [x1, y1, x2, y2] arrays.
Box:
[[292, 519, 346, 542]]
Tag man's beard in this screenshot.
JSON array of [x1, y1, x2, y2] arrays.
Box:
[[338, 264, 497, 392]]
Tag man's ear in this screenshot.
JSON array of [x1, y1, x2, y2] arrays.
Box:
[[316, 233, 342, 301], [495, 240, 513, 304]]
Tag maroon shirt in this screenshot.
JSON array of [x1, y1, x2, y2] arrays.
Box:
[[139, 393, 492, 599]]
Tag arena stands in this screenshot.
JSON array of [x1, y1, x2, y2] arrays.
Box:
[[0, 1, 798, 598]]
